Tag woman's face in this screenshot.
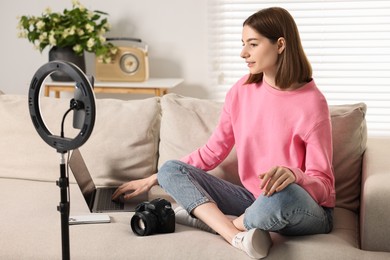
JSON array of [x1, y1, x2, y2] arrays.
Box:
[[240, 25, 283, 77]]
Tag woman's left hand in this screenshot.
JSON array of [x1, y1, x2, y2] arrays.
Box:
[[258, 166, 296, 197]]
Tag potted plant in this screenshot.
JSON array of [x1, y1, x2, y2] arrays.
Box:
[[17, 0, 117, 81]]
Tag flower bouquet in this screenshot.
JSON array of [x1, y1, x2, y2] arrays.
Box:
[[17, 0, 117, 64]]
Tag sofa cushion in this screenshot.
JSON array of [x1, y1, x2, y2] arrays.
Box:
[[78, 97, 161, 185], [158, 94, 241, 186], [0, 94, 161, 185], [330, 103, 367, 212], [1, 178, 376, 260], [158, 94, 367, 212]]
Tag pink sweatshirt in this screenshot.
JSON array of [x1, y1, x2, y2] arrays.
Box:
[[181, 75, 336, 208]]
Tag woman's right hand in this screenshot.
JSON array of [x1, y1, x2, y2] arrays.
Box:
[[112, 173, 158, 201]]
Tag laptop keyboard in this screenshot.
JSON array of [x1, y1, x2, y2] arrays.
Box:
[[96, 188, 123, 211]]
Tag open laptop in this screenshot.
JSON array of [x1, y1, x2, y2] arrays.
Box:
[[68, 149, 148, 213]]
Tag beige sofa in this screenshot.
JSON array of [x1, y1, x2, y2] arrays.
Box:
[[1, 91, 390, 259]]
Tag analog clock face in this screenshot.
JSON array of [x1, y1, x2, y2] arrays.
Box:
[[120, 53, 140, 74]]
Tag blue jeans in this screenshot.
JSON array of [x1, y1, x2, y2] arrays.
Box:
[[157, 160, 333, 235]]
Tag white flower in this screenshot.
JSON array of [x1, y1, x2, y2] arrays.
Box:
[[36, 20, 45, 30], [85, 23, 94, 33], [103, 56, 112, 63], [44, 7, 52, 14], [39, 32, 48, 41], [77, 28, 84, 36], [96, 55, 104, 62], [87, 11, 94, 19], [49, 33, 56, 45], [17, 31, 27, 38], [16, 21, 23, 30], [73, 0, 86, 11], [73, 44, 82, 53], [69, 26, 76, 35], [110, 47, 118, 55], [87, 38, 95, 49], [72, 0, 80, 6], [63, 29, 70, 38]]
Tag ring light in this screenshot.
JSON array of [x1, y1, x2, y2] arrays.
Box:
[[28, 61, 96, 260], [28, 61, 95, 153]]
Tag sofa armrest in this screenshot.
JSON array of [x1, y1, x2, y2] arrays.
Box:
[[360, 137, 390, 252]]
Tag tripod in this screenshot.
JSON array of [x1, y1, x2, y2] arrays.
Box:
[[28, 61, 96, 259]]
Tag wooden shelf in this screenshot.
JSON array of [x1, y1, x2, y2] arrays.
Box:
[[44, 78, 183, 98]]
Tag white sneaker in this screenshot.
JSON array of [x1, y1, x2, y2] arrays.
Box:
[[174, 206, 217, 234], [232, 229, 272, 259]]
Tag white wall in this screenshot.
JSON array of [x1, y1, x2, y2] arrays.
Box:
[[1, 0, 211, 99]]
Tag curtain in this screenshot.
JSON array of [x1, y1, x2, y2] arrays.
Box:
[[208, 0, 390, 136]]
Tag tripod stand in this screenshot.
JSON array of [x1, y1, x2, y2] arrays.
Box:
[[28, 61, 96, 259]]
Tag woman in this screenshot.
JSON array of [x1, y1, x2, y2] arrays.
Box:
[[113, 7, 335, 259]]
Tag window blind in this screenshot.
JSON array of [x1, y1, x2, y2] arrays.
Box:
[[208, 0, 390, 136]]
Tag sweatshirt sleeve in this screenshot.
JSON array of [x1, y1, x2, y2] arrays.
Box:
[[290, 119, 336, 207], [181, 90, 236, 171]]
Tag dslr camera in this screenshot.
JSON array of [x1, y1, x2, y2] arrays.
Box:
[[130, 198, 175, 236]]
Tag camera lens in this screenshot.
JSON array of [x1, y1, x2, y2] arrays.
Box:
[[137, 219, 146, 231], [130, 211, 157, 236]]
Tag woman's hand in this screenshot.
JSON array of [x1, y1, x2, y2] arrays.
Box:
[[258, 166, 296, 197], [112, 173, 158, 201]]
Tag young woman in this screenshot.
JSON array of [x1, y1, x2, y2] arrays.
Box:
[[113, 7, 335, 259]]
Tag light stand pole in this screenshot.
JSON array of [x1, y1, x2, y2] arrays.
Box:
[[28, 61, 96, 260], [58, 152, 70, 259]]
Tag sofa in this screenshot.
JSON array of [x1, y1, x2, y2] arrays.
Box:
[[1, 91, 390, 259]]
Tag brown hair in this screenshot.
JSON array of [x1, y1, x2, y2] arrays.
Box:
[[243, 7, 312, 89]]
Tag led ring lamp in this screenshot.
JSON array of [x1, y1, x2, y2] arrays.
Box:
[[28, 61, 95, 153], [28, 61, 95, 260]]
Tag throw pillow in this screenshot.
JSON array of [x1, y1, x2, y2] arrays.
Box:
[[0, 95, 161, 186], [330, 103, 367, 212], [159, 94, 241, 186]]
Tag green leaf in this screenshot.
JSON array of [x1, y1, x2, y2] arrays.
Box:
[[94, 10, 108, 15]]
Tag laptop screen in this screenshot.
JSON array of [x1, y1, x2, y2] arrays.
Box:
[[68, 149, 96, 209]]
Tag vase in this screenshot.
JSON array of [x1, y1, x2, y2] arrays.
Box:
[[48, 46, 86, 81]]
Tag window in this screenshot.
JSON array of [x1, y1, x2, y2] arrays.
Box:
[[208, 0, 390, 136]]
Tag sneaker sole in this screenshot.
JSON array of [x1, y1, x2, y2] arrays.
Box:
[[245, 229, 272, 259]]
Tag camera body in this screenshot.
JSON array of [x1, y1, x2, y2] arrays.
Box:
[[130, 198, 175, 236]]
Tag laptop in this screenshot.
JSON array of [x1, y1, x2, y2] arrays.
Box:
[[68, 149, 148, 212]]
